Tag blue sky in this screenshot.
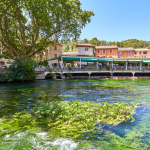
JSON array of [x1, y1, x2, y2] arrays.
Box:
[[79, 0, 150, 42]]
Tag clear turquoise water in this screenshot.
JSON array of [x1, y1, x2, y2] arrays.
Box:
[[0, 79, 150, 149]]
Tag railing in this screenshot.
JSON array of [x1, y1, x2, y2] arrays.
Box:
[[35, 66, 150, 72]]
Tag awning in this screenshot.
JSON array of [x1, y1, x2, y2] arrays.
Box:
[[113, 60, 127, 62], [62, 57, 80, 61], [82, 58, 98, 62], [99, 59, 113, 62], [128, 60, 142, 63], [143, 60, 150, 64]]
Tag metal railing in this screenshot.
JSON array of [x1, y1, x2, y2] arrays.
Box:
[[35, 66, 150, 72]]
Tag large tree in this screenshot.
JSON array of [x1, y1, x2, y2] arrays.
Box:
[[0, 0, 94, 59]]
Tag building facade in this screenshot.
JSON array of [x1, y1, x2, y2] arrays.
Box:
[[76, 44, 95, 56], [36, 41, 63, 67], [118, 48, 135, 58], [134, 49, 150, 58], [95, 46, 118, 58]]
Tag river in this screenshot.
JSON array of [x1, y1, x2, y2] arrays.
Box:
[[0, 79, 150, 149]]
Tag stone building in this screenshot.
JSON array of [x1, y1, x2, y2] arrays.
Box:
[[36, 41, 63, 67]]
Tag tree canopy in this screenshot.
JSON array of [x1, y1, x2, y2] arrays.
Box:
[[0, 0, 94, 59], [83, 38, 88, 44], [89, 37, 106, 46]]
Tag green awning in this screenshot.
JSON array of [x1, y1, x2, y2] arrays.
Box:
[[99, 59, 113, 62], [114, 60, 127, 62], [128, 60, 142, 63], [82, 58, 98, 62], [62, 57, 80, 61]]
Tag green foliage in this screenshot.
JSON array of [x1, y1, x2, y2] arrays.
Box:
[[108, 39, 150, 48], [67, 73, 72, 78], [83, 38, 89, 44], [0, 0, 94, 59], [0, 100, 137, 139], [68, 67, 72, 70], [39, 60, 48, 66], [106, 66, 110, 70], [0, 57, 37, 82], [89, 37, 106, 46]]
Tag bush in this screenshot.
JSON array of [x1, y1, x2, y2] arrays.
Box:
[[106, 66, 110, 70], [67, 73, 72, 78], [0, 57, 37, 82], [39, 60, 48, 66]]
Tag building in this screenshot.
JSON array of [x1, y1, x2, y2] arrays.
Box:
[[76, 44, 95, 56], [134, 49, 150, 58], [95, 46, 118, 58], [0, 59, 14, 68], [118, 47, 135, 58], [36, 41, 63, 67], [62, 52, 77, 56]]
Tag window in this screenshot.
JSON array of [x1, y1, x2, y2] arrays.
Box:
[[128, 56, 131, 58], [85, 47, 88, 51], [119, 51, 122, 55], [118, 56, 120, 58], [139, 52, 141, 54], [143, 52, 147, 54], [128, 51, 131, 54], [135, 52, 137, 54], [102, 49, 106, 53], [55, 46, 57, 50], [55, 54, 57, 58], [102, 56, 105, 57], [97, 49, 100, 53], [109, 49, 113, 53]]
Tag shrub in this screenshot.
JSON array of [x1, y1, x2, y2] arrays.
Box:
[[67, 73, 72, 78], [0, 57, 37, 82], [39, 60, 48, 66], [106, 66, 110, 70]]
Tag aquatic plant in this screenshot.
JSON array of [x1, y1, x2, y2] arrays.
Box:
[[0, 100, 137, 139]]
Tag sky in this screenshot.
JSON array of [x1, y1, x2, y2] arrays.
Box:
[[79, 0, 150, 42]]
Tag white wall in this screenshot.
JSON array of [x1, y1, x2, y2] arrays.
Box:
[[77, 47, 94, 56]]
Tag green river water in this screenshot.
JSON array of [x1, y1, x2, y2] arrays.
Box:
[[0, 79, 150, 150]]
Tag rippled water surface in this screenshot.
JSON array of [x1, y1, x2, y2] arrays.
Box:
[[1, 79, 150, 149]]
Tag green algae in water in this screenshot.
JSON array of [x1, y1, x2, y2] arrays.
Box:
[[0, 101, 136, 138], [1, 79, 150, 149]]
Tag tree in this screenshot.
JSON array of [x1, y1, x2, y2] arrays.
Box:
[[89, 37, 97, 45], [0, 0, 94, 60], [116, 41, 120, 47], [83, 38, 88, 44]]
